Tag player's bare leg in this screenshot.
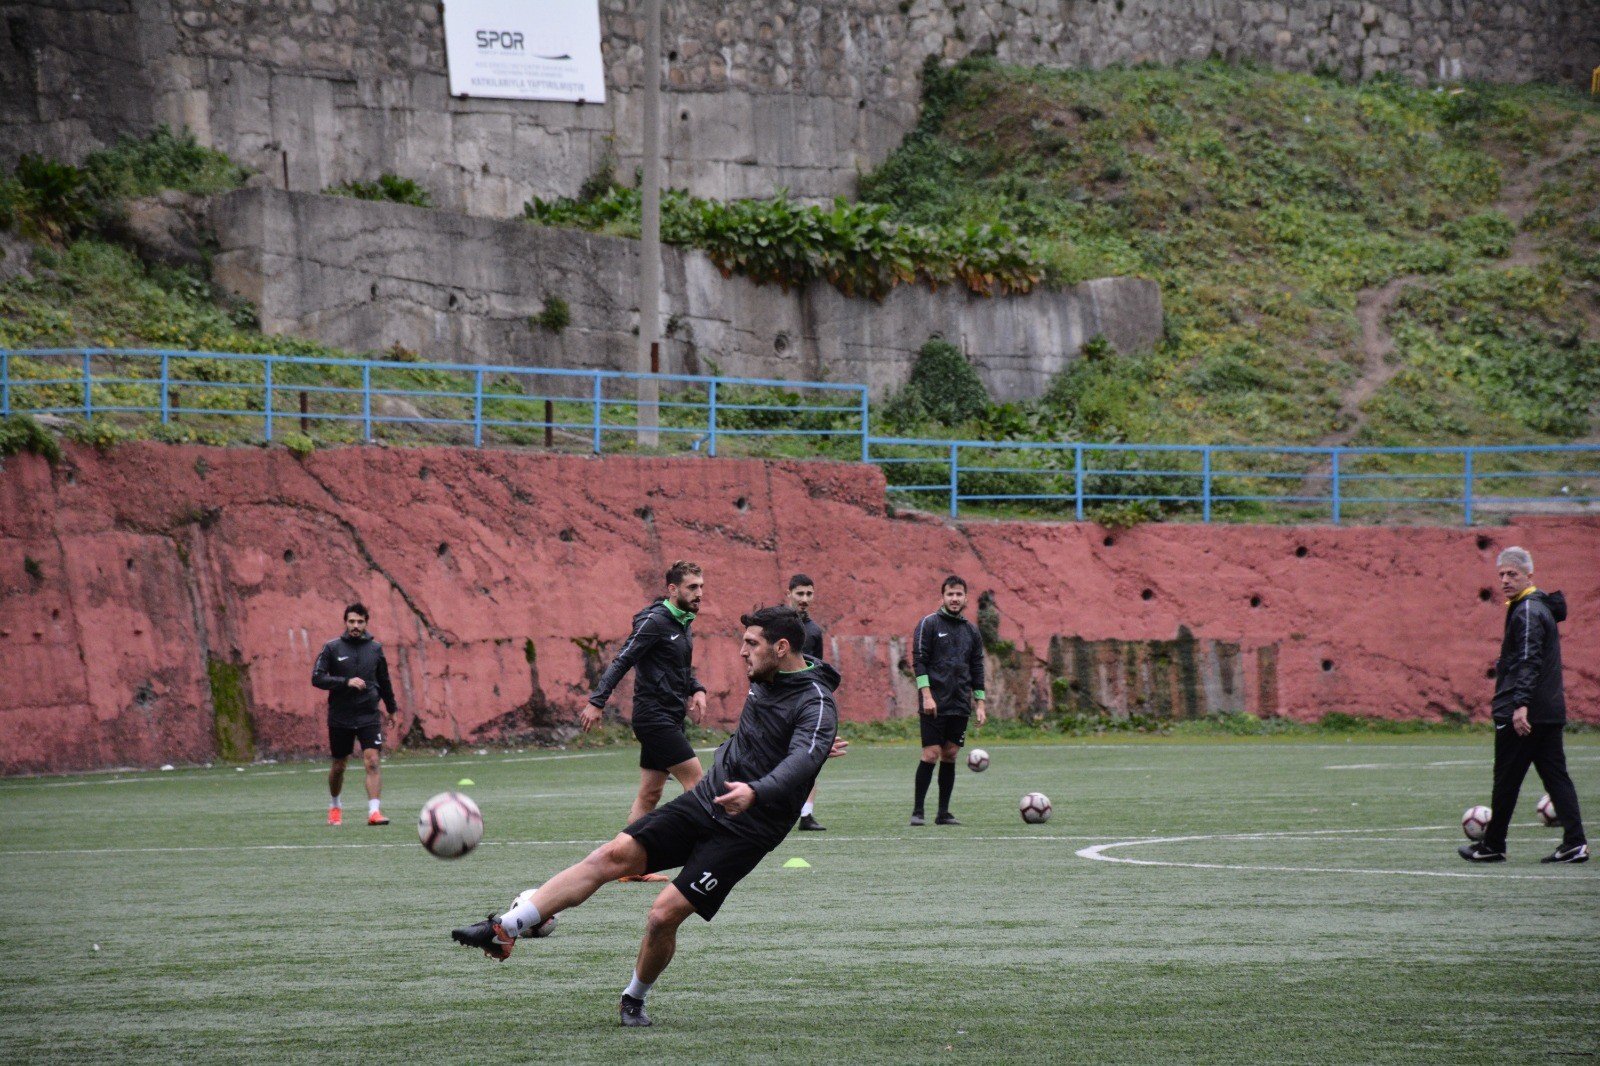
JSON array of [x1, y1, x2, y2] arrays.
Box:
[[451, 833, 648, 959], [620, 885, 696, 1027], [620, 758, 702, 882], [327, 756, 347, 825], [362, 746, 388, 824]]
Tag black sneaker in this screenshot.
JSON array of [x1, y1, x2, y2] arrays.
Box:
[[450, 914, 515, 960], [1540, 842, 1589, 864], [935, 812, 962, 826], [620, 994, 653, 1027], [799, 814, 826, 831], [909, 813, 925, 827], [1458, 842, 1507, 863]]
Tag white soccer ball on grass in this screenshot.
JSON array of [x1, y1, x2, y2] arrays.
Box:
[[1020, 791, 1052, 824], [967, 748, 990, 772], [1535, 794, 1560, 827], [418, 790, 484, 859], [1461, 804, 1491, 841]]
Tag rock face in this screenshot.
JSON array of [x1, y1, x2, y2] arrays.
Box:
[[2, 1, 1592, 212], [210, 188, 1164, 400], [2, 443, 1597, 774]]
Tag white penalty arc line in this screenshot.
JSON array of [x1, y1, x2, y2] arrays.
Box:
[[1076, 825, 1596, 881]]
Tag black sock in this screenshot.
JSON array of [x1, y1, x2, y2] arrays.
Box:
[[937, 761, 955, 814], [913, 761, 934, 814]]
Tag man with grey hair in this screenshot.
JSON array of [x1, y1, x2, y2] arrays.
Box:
[[1460, 546, 1588, 863]]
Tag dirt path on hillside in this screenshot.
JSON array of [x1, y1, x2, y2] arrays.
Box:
[[1294, 125, 1597, 498]]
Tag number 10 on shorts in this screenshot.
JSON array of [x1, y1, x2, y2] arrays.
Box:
[[689, 871, 718, 894]]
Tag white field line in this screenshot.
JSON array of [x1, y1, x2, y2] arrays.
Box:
[[1077, 825, 1597, 881], [1327, 756, 1600, 770], [0, 751, 609, 789]]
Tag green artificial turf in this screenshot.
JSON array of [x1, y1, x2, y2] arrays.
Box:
[[3, 739, 1596, 1064]]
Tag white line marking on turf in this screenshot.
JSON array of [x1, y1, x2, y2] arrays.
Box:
[[0, 751, 610, 789], [1076, 826, 1596, 881]]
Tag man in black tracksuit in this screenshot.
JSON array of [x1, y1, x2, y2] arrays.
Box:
[[1461, 547, 1588, 864], [311, 602, 399, 827], [583, 561, 709, 826], [452, 605, 844, 1028], [910, 575, 987, 827], [786, 572, 829, 830]]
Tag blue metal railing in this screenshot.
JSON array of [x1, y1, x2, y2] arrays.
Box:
[[3, 348, 1596, 525], [0, 348, 872, 463]]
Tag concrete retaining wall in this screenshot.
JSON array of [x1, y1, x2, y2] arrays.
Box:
[[210, 187, 1163, 400]]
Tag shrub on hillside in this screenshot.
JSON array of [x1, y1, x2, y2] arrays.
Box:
[[325, 175, 433, 208]]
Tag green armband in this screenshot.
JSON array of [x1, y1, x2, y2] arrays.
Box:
[[916, 675, 930, 689], [973, 690, 986, 701]]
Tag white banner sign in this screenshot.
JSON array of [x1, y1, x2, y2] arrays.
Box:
[[443, 0, 606, 104]]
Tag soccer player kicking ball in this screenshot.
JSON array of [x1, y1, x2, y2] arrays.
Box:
[[451, 606, 843, 1028]]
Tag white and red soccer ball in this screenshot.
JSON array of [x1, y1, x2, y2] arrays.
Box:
[[1461, 804, 1492, 841], [967, 748, 990, 772], [1020, 791, 1052, 824], [1536, 793, 1560, 827], [418, 790, 484, 859]]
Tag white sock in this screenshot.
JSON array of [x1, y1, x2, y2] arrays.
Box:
[[368, 798, 381, 814], [800, 801, 814, 817], [623, 971, 654, 1001], [498, 898, 543, 939], [329, 796, 342, 809]]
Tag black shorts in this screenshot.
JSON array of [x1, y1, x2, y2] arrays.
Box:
[[329, 720, 383, 759], [920, 713, 968, 748], [623, 793, 770, 921], [633, 719, 696, 772]]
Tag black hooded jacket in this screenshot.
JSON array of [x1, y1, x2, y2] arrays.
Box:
[[587, 599, 705, 725], [312, 633, 398, 727], [690, 658, 840, 849], [1492, 589, 1567, 723], [800, 615, 825, 661]]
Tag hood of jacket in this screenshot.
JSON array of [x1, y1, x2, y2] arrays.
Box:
[[1529, 590, 1566, 624]]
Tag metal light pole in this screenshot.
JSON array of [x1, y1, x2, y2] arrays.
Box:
[[636, 0, 662, 446]]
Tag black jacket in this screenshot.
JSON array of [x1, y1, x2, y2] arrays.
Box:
[[800, 616, 825, 661], [312, 634, 397, 726], [913, 609, 986, 716], [691, 658, 840, 849], [1492, 590, 1567, 723], [587, 600, 705, 725]]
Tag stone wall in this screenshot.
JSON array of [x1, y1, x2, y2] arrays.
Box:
[[210, 188, 1163, 399], [3, 442, 1598, 774], [3, 1, 1594, 214]]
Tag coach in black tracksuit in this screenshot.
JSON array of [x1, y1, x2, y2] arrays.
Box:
[[1462, 547, 1588, 863], [311, 602, 398, 826], [910, 575, 987, 826], [584, 562, 709, 826]]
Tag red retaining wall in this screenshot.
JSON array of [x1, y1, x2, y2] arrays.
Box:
[[1, 443, 1596, 774]]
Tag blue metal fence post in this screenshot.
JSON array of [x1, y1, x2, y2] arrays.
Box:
[[159, 353, 170, 424], [1330, 449, 1342, 525], [859, 387, 870, 465], [949, 443, 960, 519], [361, 364, 372, 441], [591, 375, 603, 454], [472, 370, 484, 448], [263, 359, 274, 442], [1463, 449, 1475, 526], [1202, 447, 1213, 523], [1074, 445, 1084, 521], [707, 380, 718, 457], [82, 350, 93, 422]]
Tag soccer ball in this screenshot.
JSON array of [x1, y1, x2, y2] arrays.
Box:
[[1461, 804, 1492, 841], [1536, 794, 1560, 827], [418, 790, 484, 859], [1020, 791, 1052, 824], [967, 748, 990, 772]]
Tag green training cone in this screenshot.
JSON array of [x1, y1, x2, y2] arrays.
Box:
[[457, 778, 475, 787], [782, 857, 811, 868]]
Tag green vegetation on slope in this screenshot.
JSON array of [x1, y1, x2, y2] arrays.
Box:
[[860, 59, 1600, 449]]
